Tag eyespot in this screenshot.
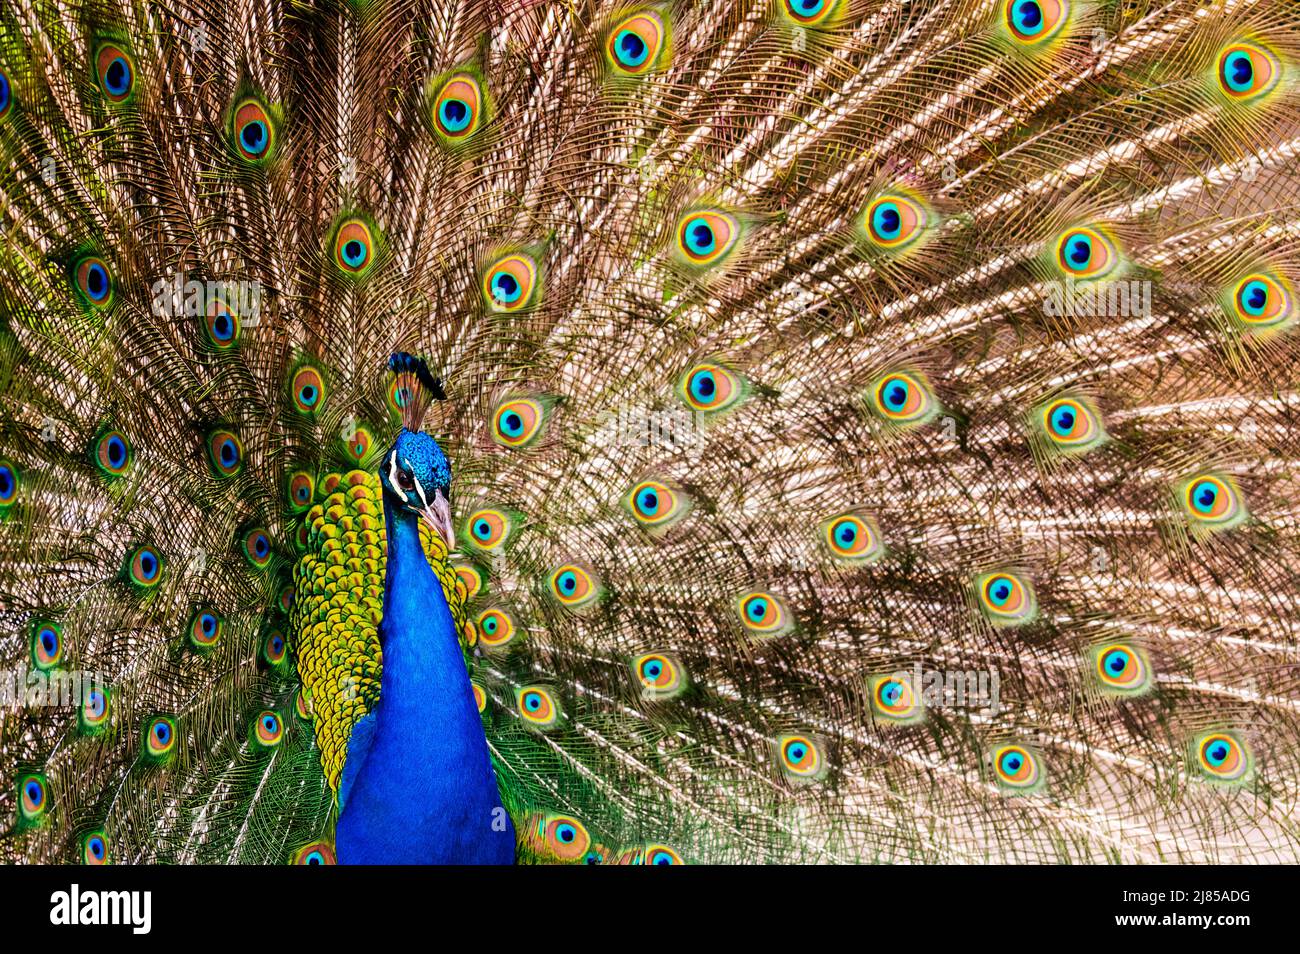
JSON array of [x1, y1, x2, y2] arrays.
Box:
[[291, 841, 337, 865], [333, 219, 377, 277], [91, 429, 132, 477], [278, 584, 294, 615], [82, 831, 109, 865], [678, 362, 746, 414], [202, 292, 241, 348], [870, 370, 937, 426], [1195, 731, 1251, 783], [1034, 395, 1105, 455], [455, 563, 485, 600], [606, 12, 667, 75], [736, 591, 793, 637], [676, 210, 740, 267], [73, 255, 113, 309], [821, 512, 884, 564], [127, 545, 164, 589], [492, 397, 546, 448], [143, 715, 178, 763], [290, 366, 327, 415], [975, 571, 1037, 627], [1093, 643, 1149, 692], [345, 426, 373, 462], [1230, 273, 1292, 331], [433, 73, 485, 142], [642, 845, 683, 865], [1179, 473, 1246, 531], [780, 0, 842, 27], [188, 609, 222, 650], [992, 745, 1043, 792], [0, 69, 12, 122], [207, 429, 243, 478], [869, 673, 921, 722], [95, 43, 134, 103], [863, 193, 927, 250], [465, 508, 511, 550], [18, 773, 48, 824], [285, 471, 315, 513], [482, 253, 539, 313], [1004, 0, 1069, 44], [1054, 226, 1118, 279], [517, 686, 560, 728], [626, 479, 691, 531], [777, 734, 825, 780], [471, 683, 487, 713], [476, 608, 516, 650], [532, 813, 592, 861], [1217, 42, 1280, 101], [632, 652, 686, 698], [231, 97, 275, 162], [80, 686, 111, 732], [0, 459, 17, 507], [252, 710, 283, 749], [262, 628, 287, 667], [548, 564, 602, 610], [242, 528, 273, 569], [31, 620, 62, 670]]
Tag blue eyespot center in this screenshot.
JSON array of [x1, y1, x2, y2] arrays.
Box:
[[1106, 651, 1127, 673], [0, 467, 13, 497], [154, 722, 170, 743], [1002, 753, 1021, 773], [639, 490, 657, 511], [105, 57, 130, 95], [491, 272, 520, 303], [687, 222, 716, 254], [691, 372, 716, 399], [886, 383, 908, 409], [526, 693, 541, 710], [873, 203, 901, 238], [1240, 281, 1268, 315], [220, 440, 237, 466], [241, 121, 267, 152], [617, 30, 648, 66], [559, 572, 576, 592], [89, 837, 104, 857], [474, 520, 490, 539], [1069, 238, 1091, 265], [1014, 0, 1043, 32], [1225, 52, 1253, 90], [440, 98, 470, 131], [140, 552, 157, 577], [1193, 482, 1218, 512], [558, 825, 575, 842], [343, 240, 366, 267], [747, 599, 767, 620]]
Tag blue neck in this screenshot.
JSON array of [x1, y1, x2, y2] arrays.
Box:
[[333, 493, 515, 864]]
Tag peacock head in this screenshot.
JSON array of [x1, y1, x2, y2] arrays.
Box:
[[380, 353, 455, 547]]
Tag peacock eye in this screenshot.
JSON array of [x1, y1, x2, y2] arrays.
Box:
[[397, 469, 415, 491], [864, 194, 927, 250], [606, 12, 668, 75], [1004, 0, 1069, 45], [1217, 41, 1280, 102], [1054, 226, 1118, 279]]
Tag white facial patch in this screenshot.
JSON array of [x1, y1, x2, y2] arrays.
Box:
[[387, 450, 409, 504]]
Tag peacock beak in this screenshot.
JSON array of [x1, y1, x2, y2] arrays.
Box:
[[421, 487, 456, 550]]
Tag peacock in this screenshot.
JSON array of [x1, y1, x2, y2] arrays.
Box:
[[1, 0, 1299, 866]]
